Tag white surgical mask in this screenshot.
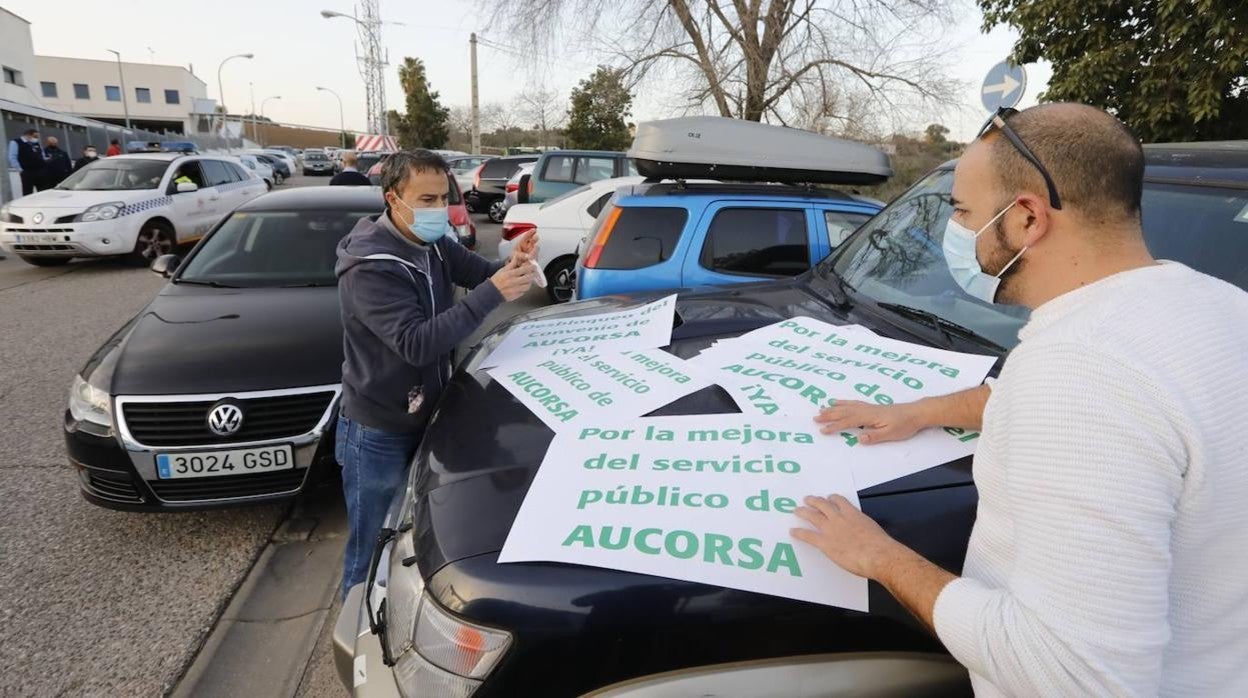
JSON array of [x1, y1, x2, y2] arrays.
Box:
[[942, 202, 1027, 303]]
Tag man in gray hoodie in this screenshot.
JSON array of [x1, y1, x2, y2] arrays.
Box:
[[335, 150, 536, 596]]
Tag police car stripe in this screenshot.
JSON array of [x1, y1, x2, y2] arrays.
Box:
[[118, 196, 174, 217]]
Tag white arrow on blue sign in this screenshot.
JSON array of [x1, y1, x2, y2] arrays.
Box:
[[981, 60, 1027, 112]]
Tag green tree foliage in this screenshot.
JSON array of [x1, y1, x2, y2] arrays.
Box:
[[980, 0, 1248, 142], [395, 58, 450, 149], [565, 67, 633, 151], [924, 123, 949, 145]]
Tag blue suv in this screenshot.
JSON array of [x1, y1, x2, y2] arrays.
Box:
[[574, 182, 882, 299]]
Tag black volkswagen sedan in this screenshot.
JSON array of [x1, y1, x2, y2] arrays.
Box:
[[66, 186, 382, 510], [335, 143, 1248, 696]]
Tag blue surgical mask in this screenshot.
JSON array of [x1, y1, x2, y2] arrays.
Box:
[[392, 198, 450, 244], [942, 202, 1026, 303]]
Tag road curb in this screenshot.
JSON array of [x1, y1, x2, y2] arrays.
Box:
[[171, 484, 346, 697]]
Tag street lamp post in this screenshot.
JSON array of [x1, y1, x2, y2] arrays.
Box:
[[104, 50, 132, 131], [316, 86, 346, 150], [216, 53, 254, 151], [260, 96, 281, 147]]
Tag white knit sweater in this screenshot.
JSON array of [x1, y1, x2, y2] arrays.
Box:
[[933, 262, 1248, 696]]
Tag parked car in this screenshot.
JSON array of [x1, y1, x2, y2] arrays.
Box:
[[500, 175, 645, 303], [334, 139, 1248, 697], [245, 149, 298, 177], [447, 155, 489, 193], [254, 153, 291, 183], [575, 182, 882, 300], [465, 154, 540, 223], [523, 149, 636, 204], [500, 162, 535, 216], [0, 153, 267, 266], [303, 150, 334, 176], [364, 156, 477, 250], [237, 154, 276, 189], [64, 186, 385, 510], [355, 151, 392, 179]]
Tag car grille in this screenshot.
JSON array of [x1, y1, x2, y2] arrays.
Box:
[[148, 468, 307, 502], [81, 470, 144, 505], [121, 391, 335, 447], [12, 243, 75, 251]]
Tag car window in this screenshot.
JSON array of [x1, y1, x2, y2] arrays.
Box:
[[169, 161, 207, 190], [701, 208, 810, 277], [227, 162, 251, 181], [625, 160, 639, 176], [586, 191, 613, 218], [543, 155, 576, 182], [594, 206, 688, 269], [824, 210, 874, 249], [445, 173, 462, 205], [177, 210, 373, 287], [202, 160, 236, 187], [575, 157, 617, 184], [1141, 182, 1248, 291], [480, 158, 516, 179], [306, 152, 328, 161], [55, 159, 167, 191]]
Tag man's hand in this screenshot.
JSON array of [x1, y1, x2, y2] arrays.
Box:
[[791, 495, 902, 579], [512, 230, 540, 261], [813, 400, 925, 445], [490, 256, 533, 301]]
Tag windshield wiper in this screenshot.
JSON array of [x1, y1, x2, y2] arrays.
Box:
[[174, 278, 241, 288], [279, 282, 336, 288], [875, 302, 1004, 352]]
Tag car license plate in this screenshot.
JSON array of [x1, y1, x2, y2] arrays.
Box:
[[16, 233, 60, 244], [155, 444, 294, 479]]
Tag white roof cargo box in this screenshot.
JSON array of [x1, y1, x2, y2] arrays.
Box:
[[628, 116, 893, 185]]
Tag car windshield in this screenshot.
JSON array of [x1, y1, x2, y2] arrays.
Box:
[[825, 168, 1248, 350], [56, 159, 167, 191], [177, 210, 371, 287], [541, 183, 592, 209], [306, 153, 327, 161]]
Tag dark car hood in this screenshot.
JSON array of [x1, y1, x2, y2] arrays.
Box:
[[412, 277, 993, 574], [89, 284, 343, 395]]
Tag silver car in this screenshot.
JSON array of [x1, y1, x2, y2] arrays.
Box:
[[501, 161, 536, 216]]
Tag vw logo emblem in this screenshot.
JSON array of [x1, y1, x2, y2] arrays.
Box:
[[207, 401, 244, 436], [32, 212, 44, 224]]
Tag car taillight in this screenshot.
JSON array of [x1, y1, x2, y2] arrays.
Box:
[[505, 182, 518, 193], [526, 178, 534, 195], [583, 207, 622, 268], [501, 222, 536, 241]]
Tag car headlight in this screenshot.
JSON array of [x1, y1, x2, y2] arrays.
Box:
[[69, 374, 112, 428], [79, 202, 126, 222], [384, 530, 512, 698], [0, 204, 17, 224]]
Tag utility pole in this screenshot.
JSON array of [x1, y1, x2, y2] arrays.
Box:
[[249, 82, 256, 145], [470, 33, 480, 154], [105, 50, 132, 130]]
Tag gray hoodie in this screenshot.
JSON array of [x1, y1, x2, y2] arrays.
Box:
[[335, 211, 504, 433]]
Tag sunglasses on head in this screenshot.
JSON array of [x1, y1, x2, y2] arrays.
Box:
[[976, 106, 1063, 210]]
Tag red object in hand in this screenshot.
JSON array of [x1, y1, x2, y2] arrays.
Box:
[[501, 222, 536, 241]]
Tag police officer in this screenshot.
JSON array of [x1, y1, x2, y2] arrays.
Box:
[[41, 137, 73, 189], [7, 128, 45, 196]]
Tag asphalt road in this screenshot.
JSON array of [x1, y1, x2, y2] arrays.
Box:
[[0, 173, 541, 696]]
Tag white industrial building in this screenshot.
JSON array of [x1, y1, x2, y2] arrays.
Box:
[[35, 56, 208, 134]]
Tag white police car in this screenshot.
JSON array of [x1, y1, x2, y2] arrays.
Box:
[[0, 153, 267, 267]]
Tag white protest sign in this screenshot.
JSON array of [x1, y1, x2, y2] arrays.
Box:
[[481, 295, 678, 369], [499, 414, 886, 610], [692, 317, 996, 489], [486, 348, 713, 431]]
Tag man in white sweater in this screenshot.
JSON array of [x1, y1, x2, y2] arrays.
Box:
[[791, 103, 1248, 696]]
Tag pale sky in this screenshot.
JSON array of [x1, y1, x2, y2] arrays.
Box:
[[7, 0, 1050, 142]]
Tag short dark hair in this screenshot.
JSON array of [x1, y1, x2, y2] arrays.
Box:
[[380, 149, 449, 196], [24, 128, 38, 136], [987, 103, 1144, 223]]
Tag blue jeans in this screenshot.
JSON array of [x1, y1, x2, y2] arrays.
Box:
[[336, 416, 421, 599]]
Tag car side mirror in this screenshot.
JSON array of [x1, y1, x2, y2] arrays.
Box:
[[150, 253, 181, 278], [176, 182, 199, 193], [632, 236, 664, 264], [517, 174, 532, 204]]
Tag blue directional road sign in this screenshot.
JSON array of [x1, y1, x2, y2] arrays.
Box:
[[981, 61, 1027, 112]]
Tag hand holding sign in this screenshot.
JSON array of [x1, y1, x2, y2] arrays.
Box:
[[791, 494, 899, 579], [813, 400, 927, 444]]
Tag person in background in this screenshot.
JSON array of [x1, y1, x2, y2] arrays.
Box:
[[792, 103, 1248, 695], [8, 128, 45, 196], [329, 151, 370, 186], [74, 145, 99, 172], [333, 149, 537, 598], [105, 139, 122, 157], [40, 137, 73, 190]]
